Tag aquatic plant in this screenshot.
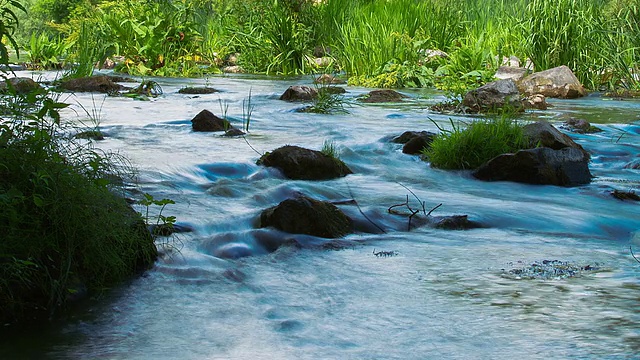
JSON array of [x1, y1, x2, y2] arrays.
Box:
[[301, 85, 349, 114], [321, 139, 339, 158], [424, 116, 529, 170]]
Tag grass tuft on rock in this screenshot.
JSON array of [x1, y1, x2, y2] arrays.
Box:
[[423, 116, 529, 170]]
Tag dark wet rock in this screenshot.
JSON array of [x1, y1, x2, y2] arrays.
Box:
[[494, 66, 528, 82], [319, 86, 346, 95], [313, 46, 331, 58], [462, 79, 523, 113], [280, 85, 318, 101], [611, 190, 640, 201], [359, 89, 407, 103], [178, 86, 219, 94], [523, 121, 589, 159], [257, 145, 352, 180], [561, 117, 603, 134], [223, 128, 246, 137], [191, 109, 232, 132], [396, 131, 437, 155], [432, 215, 482, 230], [473, 147, 592, 186], [260, 195, 353, 238], [517, 65, 587, 98], [58, 75, 126, 93], [523, 94, 548, 110], [314, 74, 345, 85], [0, 77, 44, 94], [74, 130, 104, 141], [503, 260, 604, 280]]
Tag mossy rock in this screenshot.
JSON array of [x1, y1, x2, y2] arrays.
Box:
[[260, 195, 353, 238], [257, 145, 352, 180], [178, 86, 219, 94]]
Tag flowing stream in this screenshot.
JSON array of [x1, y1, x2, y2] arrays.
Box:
[[2, 72, 640, 359]]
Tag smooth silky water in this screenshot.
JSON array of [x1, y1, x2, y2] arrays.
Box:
[[2, 72, 639, 359]]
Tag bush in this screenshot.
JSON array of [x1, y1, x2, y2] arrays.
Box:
[[0, 88, 157, 327], [424, 117, 529, 170]]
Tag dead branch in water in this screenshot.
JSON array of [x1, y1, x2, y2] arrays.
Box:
[[631, 246, 640, 264]]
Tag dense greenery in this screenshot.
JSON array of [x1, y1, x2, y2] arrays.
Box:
[[9, 0, 640, 92], [424, 117, 530, 170], [1, 1, 158, 327]]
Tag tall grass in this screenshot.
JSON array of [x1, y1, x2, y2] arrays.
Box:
[[424, 116, 529, 170]]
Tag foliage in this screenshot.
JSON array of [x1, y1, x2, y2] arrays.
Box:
[[424, 116, 529, 170], [27, 32, 65, 69], [301, 85, 349, 114], [0, 85, 156, 327], [0, 0, 26, 66], [321, 139, 338, 158]]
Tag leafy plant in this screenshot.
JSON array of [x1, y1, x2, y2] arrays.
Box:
[[423, 116, 529, 170], [0, 0, 26, 67]]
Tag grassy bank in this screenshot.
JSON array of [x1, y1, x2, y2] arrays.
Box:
[[1, 1, 158, 327]]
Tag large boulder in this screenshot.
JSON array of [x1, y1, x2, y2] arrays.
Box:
[[191, 109, 231, 132], [280, 85, 318, 101], [58, 75, 126, 93], [472, 147, 592, 186], [523, 121, 589, 158], [260, 195, 353, 238], [257, 145, 352, 180], [517, 65, 587, 98], [0, 77, 44, 94], [462, 79, 523, 112]]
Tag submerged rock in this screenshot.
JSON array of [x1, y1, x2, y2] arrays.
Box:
[[611, 190, 640, 201], [561, 118, 603, 134], [58, 75, 126, 93], [473, 147, 592, 186], [517, 65, 587, 98], [280, 85, 318, 101], [260, 195, 353, 238], [178, 86, 219, 94], [462, 79, 523, 113], [0, 77, 44, 94], [191, 109, 232, 132], [358, 89, 407, 103], [503, 260, 604, 280], [432, 215, 482, 230], [257, 145, 352, 180]]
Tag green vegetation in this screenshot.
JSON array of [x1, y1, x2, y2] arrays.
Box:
[[7, 0, 640, 93], [0, 0, 160, 328], [424, 117, 530, 170]]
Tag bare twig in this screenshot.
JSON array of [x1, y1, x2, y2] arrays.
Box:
[[242, 135, 263, 156], [346, 180, 387, 234], [396, 182, 426, 214], [426, 203, 443, 217], [631, 246, 640, 264]]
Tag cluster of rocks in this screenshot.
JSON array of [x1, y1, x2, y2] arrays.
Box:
[[462, 65, 587, 113]]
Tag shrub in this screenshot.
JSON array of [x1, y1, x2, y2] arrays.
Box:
[[0, 87, 157, 327], [424, 117, 529, 170]]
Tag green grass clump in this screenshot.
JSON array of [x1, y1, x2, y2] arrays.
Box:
[[424, 117, 529, 170], [0, 89, 157, 327]]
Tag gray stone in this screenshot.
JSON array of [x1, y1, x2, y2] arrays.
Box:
[[280, 85, 318, 101], [517, 65, 587, 98], [462, 79, 523, 112]]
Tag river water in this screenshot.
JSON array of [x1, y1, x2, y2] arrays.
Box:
[[2, 72, 640, 359]]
